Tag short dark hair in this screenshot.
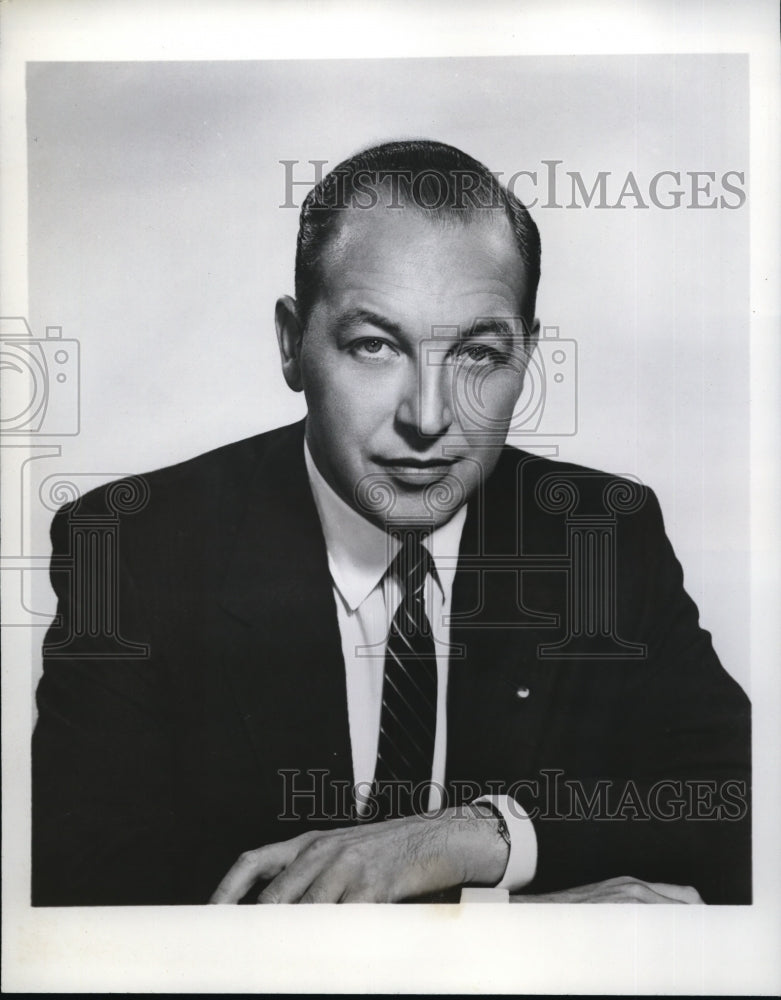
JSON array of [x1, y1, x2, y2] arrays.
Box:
[[294, 139, 541, 328]]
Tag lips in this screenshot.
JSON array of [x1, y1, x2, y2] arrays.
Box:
[[373, 456, 459, 487], [376, 458, 456, 469]]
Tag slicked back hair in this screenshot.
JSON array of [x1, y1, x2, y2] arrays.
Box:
[[294, 139, 541, 329]]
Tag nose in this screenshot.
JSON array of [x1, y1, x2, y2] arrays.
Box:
[[396, 355, 454, 440]]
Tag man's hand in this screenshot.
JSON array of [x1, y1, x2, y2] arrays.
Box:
[[210, 807, 509, 903], [511, 875, 703, 904]]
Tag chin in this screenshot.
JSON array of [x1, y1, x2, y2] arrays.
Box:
[[388, 492, 464, 530]]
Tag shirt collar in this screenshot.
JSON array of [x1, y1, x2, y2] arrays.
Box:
[[304, 439, 468, 612]]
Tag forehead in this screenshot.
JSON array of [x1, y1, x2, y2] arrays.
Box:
[[316, 207, 527, 323]]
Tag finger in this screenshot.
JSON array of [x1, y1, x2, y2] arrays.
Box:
[[299, 866, 355, 904], [609, 889, 685, 903], [600, 876, 702, 905], [257, 838, 338, 904], [340, 887, 378, 903], [606, 882, 692, 904], [210, 838, 305, 903], [511, 878, 701, 905], [643, 882, 704, 904], [257, 858, 320, 904]]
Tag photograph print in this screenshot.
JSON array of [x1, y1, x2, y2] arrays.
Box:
[[12, 54, 751, 908]]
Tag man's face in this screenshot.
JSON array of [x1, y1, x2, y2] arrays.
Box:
[[277, 207, 538, 530]]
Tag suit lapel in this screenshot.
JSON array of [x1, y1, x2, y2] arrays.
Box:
[[446, 449, 562, 793], [218, 421, 354, 816]]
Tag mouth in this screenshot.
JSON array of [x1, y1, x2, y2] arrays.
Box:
[[372, 456, 459, 487], [375, 457, 458, 469]]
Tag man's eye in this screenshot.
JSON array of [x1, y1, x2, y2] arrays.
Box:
[[353, 338, 395, 359], [457, 343, 504, 364]]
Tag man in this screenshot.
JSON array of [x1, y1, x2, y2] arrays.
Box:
[[32, 140, 751, 905]]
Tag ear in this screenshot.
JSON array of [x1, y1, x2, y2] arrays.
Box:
[[525, 317, 541, 359], [515, 317, 540, 395], [275, 295, 304, 392]]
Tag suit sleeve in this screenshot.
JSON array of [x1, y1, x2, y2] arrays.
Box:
[[525, 488, 751, 903], [32, 497, 188, 905]]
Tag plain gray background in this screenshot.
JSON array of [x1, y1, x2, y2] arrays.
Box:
[[25, 55, 749, 690]]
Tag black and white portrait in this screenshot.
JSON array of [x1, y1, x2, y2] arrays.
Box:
[[2, 1, 778, 993]]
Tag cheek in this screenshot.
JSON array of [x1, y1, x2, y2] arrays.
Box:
[[302, 356, 354, 419], [308, 357, 397, 413], [496, 367, 525, 420], [303, 361, 395, 446], [454, 367, 522, 430], [489, 371, 524, 412]]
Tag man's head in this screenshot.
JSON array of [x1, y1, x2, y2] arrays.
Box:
[[275, 139, 542, 530]]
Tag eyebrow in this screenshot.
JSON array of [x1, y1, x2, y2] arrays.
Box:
[[338, 308, 403, 338], [463, 317, 518, 343], [337, 308, 518, 343]]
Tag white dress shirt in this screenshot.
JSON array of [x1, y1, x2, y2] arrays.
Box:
[[304, 441, 537, 891]]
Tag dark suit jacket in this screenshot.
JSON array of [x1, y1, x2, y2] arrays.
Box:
[[32, 419, 751, 904]]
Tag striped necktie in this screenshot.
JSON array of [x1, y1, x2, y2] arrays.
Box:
[[372, 530, 438, 820]]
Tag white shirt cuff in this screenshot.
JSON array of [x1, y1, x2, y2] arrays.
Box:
[[473, 793, 538, 892]]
